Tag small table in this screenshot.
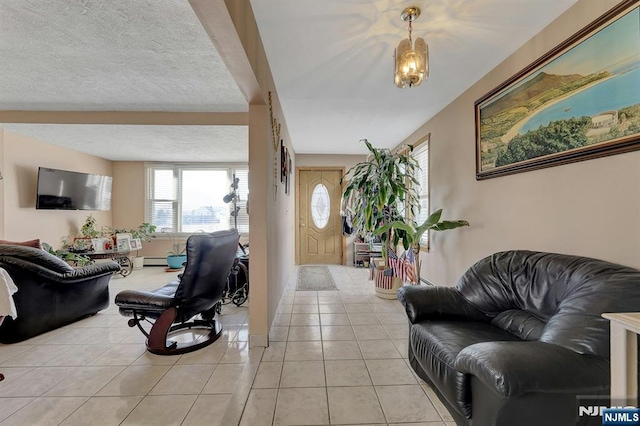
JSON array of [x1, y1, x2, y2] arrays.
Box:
[[85, 250, 133, 277], [602, 312, 640, 405]]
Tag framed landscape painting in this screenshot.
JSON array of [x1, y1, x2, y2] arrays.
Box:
[[475, 0, 640, 180]]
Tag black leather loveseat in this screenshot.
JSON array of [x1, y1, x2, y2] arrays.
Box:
[[0, 245, 120, 343], [398, 250, 640, 426]]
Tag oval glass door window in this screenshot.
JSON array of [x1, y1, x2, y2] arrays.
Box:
[[311, 184, 330, 229]]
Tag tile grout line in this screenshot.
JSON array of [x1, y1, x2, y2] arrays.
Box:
[[218, 346, 264, 426]]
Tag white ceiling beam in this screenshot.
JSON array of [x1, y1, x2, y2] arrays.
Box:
[[189, 0, 263, 105]]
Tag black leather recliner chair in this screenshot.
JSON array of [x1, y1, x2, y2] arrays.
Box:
[[115, 229, 239, 355], [0, 245, 120, 343], [398, 250, 640, 426]]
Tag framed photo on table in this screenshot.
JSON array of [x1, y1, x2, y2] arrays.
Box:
[[116, 233, 132, 252], [129, 238, 142, 251]]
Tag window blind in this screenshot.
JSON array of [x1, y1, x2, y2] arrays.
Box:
[[412, 141, 429, 246], [145, 164, 249, 235]]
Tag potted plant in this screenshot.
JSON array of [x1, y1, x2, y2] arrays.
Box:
[[373, 209, 469, 284], [130, 223, 157, 243], [42, 242, 92, 267], [161, 228, 187, 270], [129, 223, 157, 270], [74, 214, 101, 251], [342, 139, 468, 298], [104, 223, 157, 269], [341, 139, 420, 298]]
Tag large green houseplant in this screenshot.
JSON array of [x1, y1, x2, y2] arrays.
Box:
[[341, 139, 419, 261], [342, 139, 468, 291]]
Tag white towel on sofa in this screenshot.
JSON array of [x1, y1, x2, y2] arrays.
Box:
[[0, 267, 18, 319]]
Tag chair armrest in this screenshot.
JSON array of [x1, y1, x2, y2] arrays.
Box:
[[454, 341, 610, 398], [397, 286, 489, 324]]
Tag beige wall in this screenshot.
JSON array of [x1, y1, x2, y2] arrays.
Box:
[[223, 0, 298, 346], [110, 161, 174, 257], [296, 154, 367, 265], [112, 162, 145, 230], [0, 129, 113, 247], [399, 0, 640, 286], [0, 130, 4, 239]]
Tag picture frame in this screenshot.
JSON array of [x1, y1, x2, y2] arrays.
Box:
[[287, 154, 292, 195], [280, 139, 286, 183], [91, 238, 107, 253], [116, 233, 132, 252], [284, 148, 290, 195], [129, 238, 142, 251], [475, 1, 640, 180]]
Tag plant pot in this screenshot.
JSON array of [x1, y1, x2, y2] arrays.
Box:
[[373, 265, 403, 300], [166, 254, 187, 270], [132, 256, 144, 270]]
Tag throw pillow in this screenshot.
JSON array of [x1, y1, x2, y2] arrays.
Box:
[[0, 238, 42, 249]]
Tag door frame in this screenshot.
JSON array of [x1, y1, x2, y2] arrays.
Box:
[[295, 167, 346, 266]]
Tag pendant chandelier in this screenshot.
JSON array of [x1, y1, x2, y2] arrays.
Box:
[[394, 6, 428, 88]]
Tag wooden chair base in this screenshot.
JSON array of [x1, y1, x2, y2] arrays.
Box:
[[145, 307, 223, 355]]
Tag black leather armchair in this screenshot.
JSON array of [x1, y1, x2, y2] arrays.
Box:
[[0, 245, 120, 343], [115, 229, 239, 355], [398, 250, 640, 426]]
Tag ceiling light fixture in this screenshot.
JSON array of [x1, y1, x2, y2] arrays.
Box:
[[394, 6, 428, 88]]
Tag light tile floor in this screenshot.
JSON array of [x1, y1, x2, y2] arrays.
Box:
[[0, 267, 249, 426], [0, 265, 455, 425], [238, 265, 456, 426]]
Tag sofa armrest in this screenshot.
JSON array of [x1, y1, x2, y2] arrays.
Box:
[[397, 286, 489, 324], [454, 341, 610, 398], [63, 261, 121, 281]]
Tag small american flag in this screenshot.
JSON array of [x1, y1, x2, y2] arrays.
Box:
[[387, 247, 403, 280], [375, 267, 394, 289], [404, 249, 416, 284]]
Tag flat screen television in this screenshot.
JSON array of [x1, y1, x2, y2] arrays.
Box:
[[36, 167, 113, 211]]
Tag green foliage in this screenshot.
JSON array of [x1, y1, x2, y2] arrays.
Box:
[[42, 242, 92, 267], [161, 228, 186, 256], [130, 223, 157, 242], [341, 139, 419, 255], [373, 209, 469, 250], [80, 214, 100, 238], [103, 223, 157, 254], [495, 116, 591, 167]]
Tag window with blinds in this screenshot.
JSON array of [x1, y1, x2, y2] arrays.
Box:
[[146, 164, 249, 234], [412, 139, 430, 246]]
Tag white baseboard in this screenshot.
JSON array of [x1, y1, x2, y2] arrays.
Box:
[[143, 257, 167, 266], [249, 334, 269, 348]]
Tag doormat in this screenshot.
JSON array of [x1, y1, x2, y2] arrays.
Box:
[[297, 266, 338, 291]]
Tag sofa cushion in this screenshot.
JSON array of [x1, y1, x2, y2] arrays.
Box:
[[456, 250, 640, 358], [410, 321, 522, 419], [491, 309, 545, 341]]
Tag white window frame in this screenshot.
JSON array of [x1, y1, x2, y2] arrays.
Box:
[[411, 135, 430, 250], [145, 162, 249, 237]]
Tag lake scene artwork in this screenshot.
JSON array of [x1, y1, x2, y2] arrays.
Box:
[[476, 4, 640, 177]]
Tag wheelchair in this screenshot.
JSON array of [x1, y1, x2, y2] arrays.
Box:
[[215, 243, 249, 313]]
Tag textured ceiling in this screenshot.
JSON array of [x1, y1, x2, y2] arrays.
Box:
[[0, 0, 247, 112], [0, 0, 248, 162], [250, 0, 579, 154], [0, 0, 579, 160], [2, 124, 248, 162]]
